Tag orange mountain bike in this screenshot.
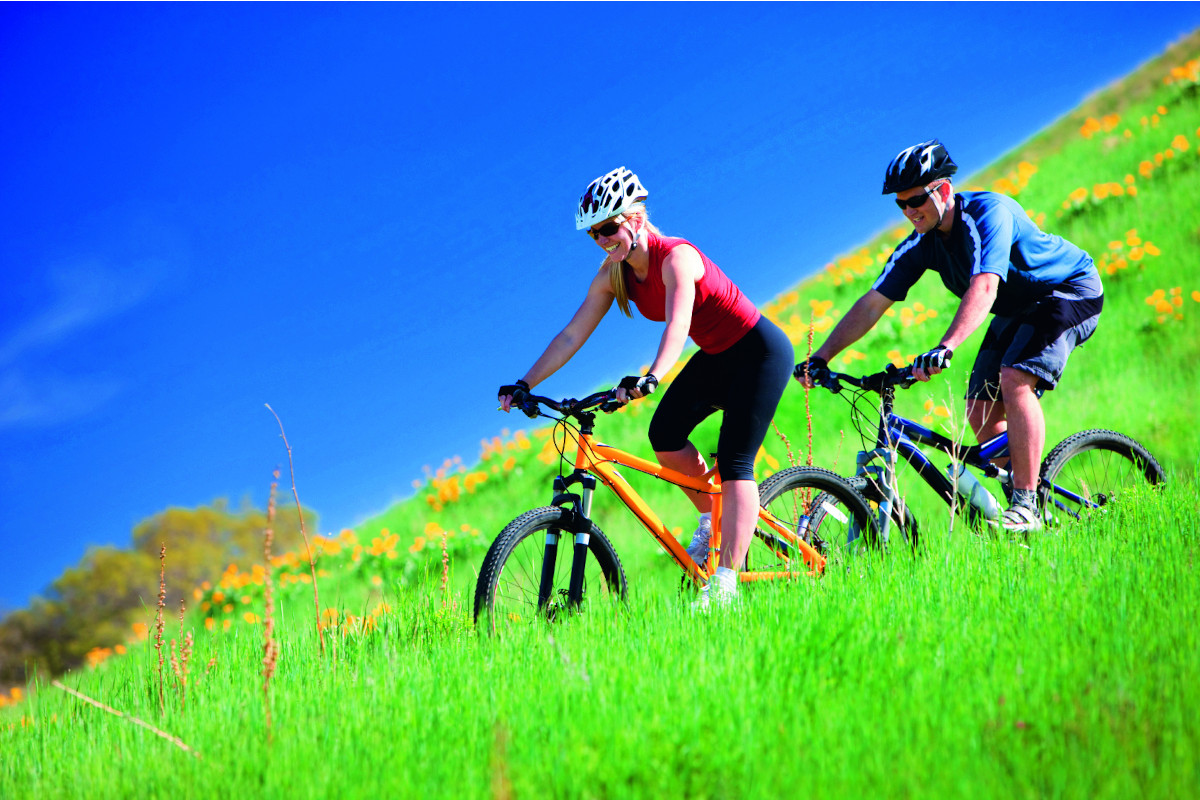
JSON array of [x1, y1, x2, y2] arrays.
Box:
[[473, 389, 878, 633]]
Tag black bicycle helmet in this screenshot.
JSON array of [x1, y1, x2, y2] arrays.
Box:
[[882, 139, 958, 194]]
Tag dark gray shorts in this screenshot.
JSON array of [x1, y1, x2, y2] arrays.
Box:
[[967, 286, 1103, 402]]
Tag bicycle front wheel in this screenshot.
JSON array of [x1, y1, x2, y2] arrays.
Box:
[[473, 506, 627, 634], [756, 466, 879, 567], [1039, 429, 1164, 525]]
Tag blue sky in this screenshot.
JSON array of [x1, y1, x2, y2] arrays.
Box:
[[3, 3, 1198, 613]]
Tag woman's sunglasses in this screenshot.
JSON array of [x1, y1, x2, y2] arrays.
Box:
[[587, 217, 625, 239]]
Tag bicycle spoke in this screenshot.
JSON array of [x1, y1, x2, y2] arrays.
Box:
[[1040, 430, 1164, 526]]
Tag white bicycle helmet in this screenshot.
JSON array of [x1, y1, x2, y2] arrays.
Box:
[[575, 166, 648, 230]]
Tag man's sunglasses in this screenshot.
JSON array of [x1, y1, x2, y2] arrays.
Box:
[[587, 217, 625, 239], [895, 181, 947, 210]]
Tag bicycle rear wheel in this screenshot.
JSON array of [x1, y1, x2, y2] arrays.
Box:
[[1039, 429, 1165, 526], [756, 467, 879, 568], [473, 506, 627, 634]]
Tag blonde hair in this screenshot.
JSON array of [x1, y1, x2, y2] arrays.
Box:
[[602, 203, 664, 318]]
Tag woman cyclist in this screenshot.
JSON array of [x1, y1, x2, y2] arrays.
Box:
[[498, 167, 793, 608]]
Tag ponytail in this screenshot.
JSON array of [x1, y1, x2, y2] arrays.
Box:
[[602, 203, 662, 318]]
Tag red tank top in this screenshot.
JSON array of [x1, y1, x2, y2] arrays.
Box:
[[624, 232, 761, 354]]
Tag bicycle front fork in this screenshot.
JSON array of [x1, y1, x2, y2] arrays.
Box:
[[856, 447, 899, 546], [539, 471, 597, 612]]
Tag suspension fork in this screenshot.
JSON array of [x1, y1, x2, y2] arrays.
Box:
[[855, 388, 902, 545], [855, 445, 899, 546], [537, 470, 597, 612]]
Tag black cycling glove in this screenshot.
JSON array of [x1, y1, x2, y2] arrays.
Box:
[[617, 373, 658, 396], [912, 345, 953, 372], [793, 356, 832, 386], [498, 379, 530, 400]]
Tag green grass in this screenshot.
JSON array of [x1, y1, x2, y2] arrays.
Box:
[[3, 475, 1197, 798], [4, 30, 1200, 800]]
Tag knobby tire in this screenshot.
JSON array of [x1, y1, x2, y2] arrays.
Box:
[[756, 466, 880, 566], [1039, 429, 1164, 525], [473, 506, 627, 634]]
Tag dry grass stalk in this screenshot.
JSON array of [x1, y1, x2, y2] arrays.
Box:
[[440, 531, 450, 608], [265, 403, 324, 656], [804, 314, 815, 466], [490, 720, 513, 800], [154, 544, 166, 716], [52, 679, 201, 759], [170, 600, 192, 711], [262, 470, 281, 741], [943, 385, 976, 536], [771, 419, 801, 469], [180, 632, 193, 709], [169, 641, 180, 690], [770, 418, 811, 540]]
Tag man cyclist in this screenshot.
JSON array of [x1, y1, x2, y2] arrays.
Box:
[[796, 139, 1103, 533]]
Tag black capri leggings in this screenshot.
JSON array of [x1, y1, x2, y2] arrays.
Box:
[[647, 315, 793, 481]]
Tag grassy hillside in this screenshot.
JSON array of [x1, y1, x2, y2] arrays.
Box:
[[355, 29, 1200, 590], [4, 457, 1198, 798], [3, 31, 1199, 800]]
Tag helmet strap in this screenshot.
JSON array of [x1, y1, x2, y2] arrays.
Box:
[[929, 181, 952, 231]]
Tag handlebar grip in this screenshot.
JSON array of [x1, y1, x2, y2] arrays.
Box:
[[887, 364, 918, 389], [509, 388, 538, 418]]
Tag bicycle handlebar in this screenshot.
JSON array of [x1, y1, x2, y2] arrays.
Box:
[[816, 363, 918, 395], [512, 389, 623, 419]]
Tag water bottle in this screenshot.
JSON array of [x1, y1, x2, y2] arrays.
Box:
[[946, 462, 1001, 521]]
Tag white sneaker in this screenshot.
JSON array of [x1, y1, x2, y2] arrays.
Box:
[[685, 513, 712, 566], [691, 567, 738, 613]]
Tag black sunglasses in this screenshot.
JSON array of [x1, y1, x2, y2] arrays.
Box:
[[587, 218, 624, 239], [895, 181, 948, 211], [895, 192, 932, 210]]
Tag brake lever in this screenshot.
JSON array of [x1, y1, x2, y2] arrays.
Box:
[[888, 364, 918, 390], [821, 376, 843, 394], [597, 389, 624, 414], [518, 401, 540, 419]]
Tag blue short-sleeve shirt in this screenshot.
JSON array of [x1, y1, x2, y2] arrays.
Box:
[[872, 191, 1100, 317]]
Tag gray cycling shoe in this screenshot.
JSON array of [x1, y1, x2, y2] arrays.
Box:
[[1001, 503, 1043, 534]]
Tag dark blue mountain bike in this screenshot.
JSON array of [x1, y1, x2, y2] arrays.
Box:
[[806, 362, 1165, 551]]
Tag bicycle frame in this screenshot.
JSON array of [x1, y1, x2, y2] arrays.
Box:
[[857, 390, 1123, 530], [839, 368, 1013, 543], [534, 398, 826, 611]]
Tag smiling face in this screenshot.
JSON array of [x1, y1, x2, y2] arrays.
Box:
[[588, 214, 637, 261], [895, 185, 937, 234], [896, 180, 951, 235]]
